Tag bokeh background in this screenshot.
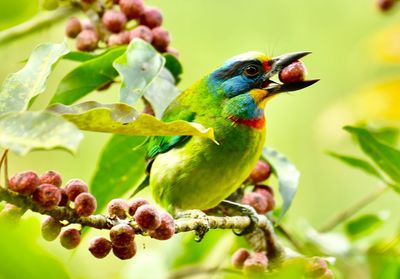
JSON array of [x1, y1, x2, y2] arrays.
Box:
[[1, 0, 400, 278]]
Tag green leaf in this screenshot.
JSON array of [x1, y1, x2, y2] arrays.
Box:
[[144, 68, 181, 118], [63, 48, 126, 62], [345, 213, 386, 238], [48, 102, 215, 140], [0, 111, 83, 156], [51, 47, 126, 105], [367, 126, 399, 147], [0, 218, 70, 279], [113, 39, 165, 105], [262, 147, 300, 219], [0, 42, 69, 114], [91, 135, 147, 212], [163, 53, 183, 84], [345, 126, 400, 186], [328, 152, 383, 180]]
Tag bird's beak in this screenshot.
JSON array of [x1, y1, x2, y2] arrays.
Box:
[[262, 51, 319, 94]]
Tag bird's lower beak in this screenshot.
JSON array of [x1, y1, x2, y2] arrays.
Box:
[[261, 51, 319, 94]]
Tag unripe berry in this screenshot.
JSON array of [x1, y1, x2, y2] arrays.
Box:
[[112, 241, 136, 260], [134, 204, 161, 231], [41, 216, 62, 241], [108, 31, 131, 47], [0, 204, 23, 221], [243, 252, 268, 274], [231, 248, 250, 268], [377, 0, 396, 11], [279, 61, 307, 84], [248, 160, 271, 184], [76, 30, 99, 52], [139, 7, 163, 29], [89, 237, 112, 259], [65, 179, 88, 201], [120, 0, 145, 19], [127, 198, 149, 216], [32, 184, 62, 209], [58, 188, 69, 206], [130, 25, 153, 43], [320, 269, 334, 279], [60, 228, 81, 249], [75, 193, 97, 216], [65, 17, 82, 39], [107, 198, 128, 219], [253, 185, 274, 197], [8, 171, 40, 195], [40, 170, 62, 187], [40, 0, 59, 11], [102, 10, 127, 33], [307, 257, 328, 278], [110, 224, 135, 247], [151, 27, 170, 52], [148, 212, 175, 240], [241, 192, 269, 214]]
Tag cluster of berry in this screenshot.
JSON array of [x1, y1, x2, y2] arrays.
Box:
[[377, 0, 399, 11], [89, 198, 175, 260], [65, 0, 176, 54], [231, 249, 268, 274]]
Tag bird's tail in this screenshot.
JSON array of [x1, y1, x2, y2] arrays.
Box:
[[130, 175, 150, 198]]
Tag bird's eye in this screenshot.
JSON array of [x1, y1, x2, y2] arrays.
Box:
[[243, 65, 260, 77]]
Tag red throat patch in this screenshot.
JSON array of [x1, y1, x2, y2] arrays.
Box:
[[229, 115, 266, 129]]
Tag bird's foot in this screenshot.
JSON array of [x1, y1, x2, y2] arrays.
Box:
[[219, 200, 259, 236], [175, 209, 210, 242]]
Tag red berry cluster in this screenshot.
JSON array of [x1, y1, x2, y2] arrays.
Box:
[[231, 248, 268, 274], [242, 160, 275, 214], [88, 197, 175, 260], [279, 61, 307, 84], [65, 0, 177, 55], [376, 0, 399, 11], [7, 171, 96, 249]]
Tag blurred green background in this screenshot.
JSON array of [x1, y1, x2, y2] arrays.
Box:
[[1, 0, 400, 278]]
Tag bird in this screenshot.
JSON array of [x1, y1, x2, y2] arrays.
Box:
[[136, 51, 317, 214]]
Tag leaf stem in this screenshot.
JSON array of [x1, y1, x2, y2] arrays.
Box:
[[318, 186, 389, 232], [0, 150, 9, 186]]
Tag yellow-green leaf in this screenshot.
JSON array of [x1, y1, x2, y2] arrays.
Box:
[[0, 111, 83, 156], [0, 42, 69, 114], [48, 101, 215, 140]]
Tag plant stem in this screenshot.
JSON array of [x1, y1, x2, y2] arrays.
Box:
[[318, 186, 389, 232], [0, 150, 9, 186], [0, 6, 77, 44]]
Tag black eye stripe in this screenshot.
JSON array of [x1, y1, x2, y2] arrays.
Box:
[[214, 60, 262, 80]]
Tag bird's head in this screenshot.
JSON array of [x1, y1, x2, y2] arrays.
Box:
[[208, 51, 318, 129]]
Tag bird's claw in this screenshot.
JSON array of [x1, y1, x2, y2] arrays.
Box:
[[220, 200, 259, 236], [176, 210, 210, 242]]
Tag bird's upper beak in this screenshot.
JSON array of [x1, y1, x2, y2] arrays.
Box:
[[261, 51, 319, 94]]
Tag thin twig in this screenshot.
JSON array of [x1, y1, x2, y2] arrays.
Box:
[[0, 6, 77, 44], [319, 186, 389, 232], [168, 266, 241, 279], [0, 150, 9, 186], [276, 224, 304, 253]]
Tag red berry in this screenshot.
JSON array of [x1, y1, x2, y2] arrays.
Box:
[[248, 160, 271, 184], [32, 184, 62, 209], [60, 228, 81, 249], [139, 7, 163, 29], [108, 31, 131, 47], [8, 171, 40, 196], [107, 198, 128, 219], [58, 188, 69, 206], [89, 237, 112, 259], [81, 19, 95, 30], [110, 224, 135, 247], [102, 10, 127, 33], [231, 248, 250, 268], [148, 212, 175, 240], [151, 27, 170, 52], [112, 241, 136, 260], [65, 179, 88, 201], [377, 0, 396, 11], [120, 0, 145, 19], [41, 216, 62, 241], [76, 29, 99, 52], [278, 61, 307, 84], [307, 257, 329, 277], [241, 192, 269, 214], [127, 198, 149, 216], [253, 185, 274, 197], [75, 193, 97, 216], [65, 17, 82, 38], [130, 25, 153, 43], [40, 170, 62, 187], [243, 252, 268, 274], [134, 205, 161, 231]]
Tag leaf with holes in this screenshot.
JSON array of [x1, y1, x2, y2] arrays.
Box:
[[0, 42, 69, 114]]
